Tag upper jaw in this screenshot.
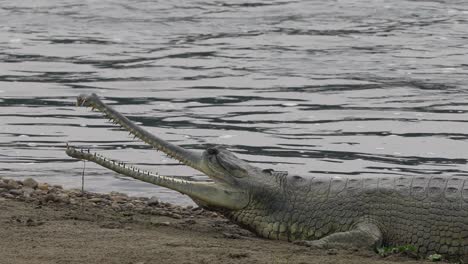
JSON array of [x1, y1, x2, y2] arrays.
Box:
[[76, 93, 205, 172]]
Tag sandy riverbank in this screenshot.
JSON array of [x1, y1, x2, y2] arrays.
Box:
[[0, 177, 434, 264]]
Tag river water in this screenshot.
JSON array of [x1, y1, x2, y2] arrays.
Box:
[[1, 0, 468, 205]]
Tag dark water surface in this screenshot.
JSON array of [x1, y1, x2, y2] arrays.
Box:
[[1, 0, 468, 205]]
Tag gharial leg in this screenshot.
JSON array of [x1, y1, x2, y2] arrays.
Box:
[[294, 221, 383, 250]]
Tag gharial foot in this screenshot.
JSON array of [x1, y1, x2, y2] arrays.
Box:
[[293, 221, 383, 251]]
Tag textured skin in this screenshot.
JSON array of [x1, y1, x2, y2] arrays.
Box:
[[67, 94, 468, 261], [225, 174, 468, 261]]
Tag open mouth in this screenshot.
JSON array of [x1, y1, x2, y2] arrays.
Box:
[[65, 95, 187, 182], [65, 94, 250, 210], [66, 93, 203, 174]]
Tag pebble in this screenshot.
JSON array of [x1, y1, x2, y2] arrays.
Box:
[[44, 193, 58, 203], [1, 193, 14, 199], [121, 203, 135, 210], [111, 202, 121, 210], [147, 196, 159, 206], [23, 178, 38, 189], [0, 187, 6, 193], [169, 213, 182, 219], [210, 212, 219, 218], [56, 193, 70, 204], [112, 196, 128, 203], [34, 189, 48, 196], [5, 179, 20, 190], [89, 197, 105, 203], [37, 183, 49, 191], [9, 189, 23, 196], [22, 187, 34, 198]]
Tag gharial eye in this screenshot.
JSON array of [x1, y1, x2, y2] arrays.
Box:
[[207, 148, 219, 155]]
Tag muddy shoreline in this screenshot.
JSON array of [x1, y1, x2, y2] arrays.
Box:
[[0, 177, 433, 264]]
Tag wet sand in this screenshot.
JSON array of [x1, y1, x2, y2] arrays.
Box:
[[0, 177, 433, 264]]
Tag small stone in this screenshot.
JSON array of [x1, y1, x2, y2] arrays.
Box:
[[111, 202, 121, 210], [0, 188, 6, 193], [22, 187, 34, 198], [147, 196, 159, 206], [56, 193, 70, 203], [67, 189, 82, 196], [121, 203, 135, 210], [112, 196, 128, 203], [89, 197, 105, 203], [1, 193, 14, 199], [34, 189, 47, 196], [44, 193, 58, 202], [5, 179, 20, 190], [53, 185, 63, 189], [169, 213, 182, 219], [22, 178, 38, 189], [210, 212, 219, 218], [100, 194, 111, 200], [9, 189, 23, 196], [37, 183, 49, 191]]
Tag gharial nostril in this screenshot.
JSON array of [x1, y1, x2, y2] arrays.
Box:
[[207, 148, 219, 155]]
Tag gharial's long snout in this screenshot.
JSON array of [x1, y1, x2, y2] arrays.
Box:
[[66, 94, 249, 210], [75, 93, 204, 171]]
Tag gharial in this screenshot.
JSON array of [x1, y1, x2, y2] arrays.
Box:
[[66, 93, 468, 262]]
